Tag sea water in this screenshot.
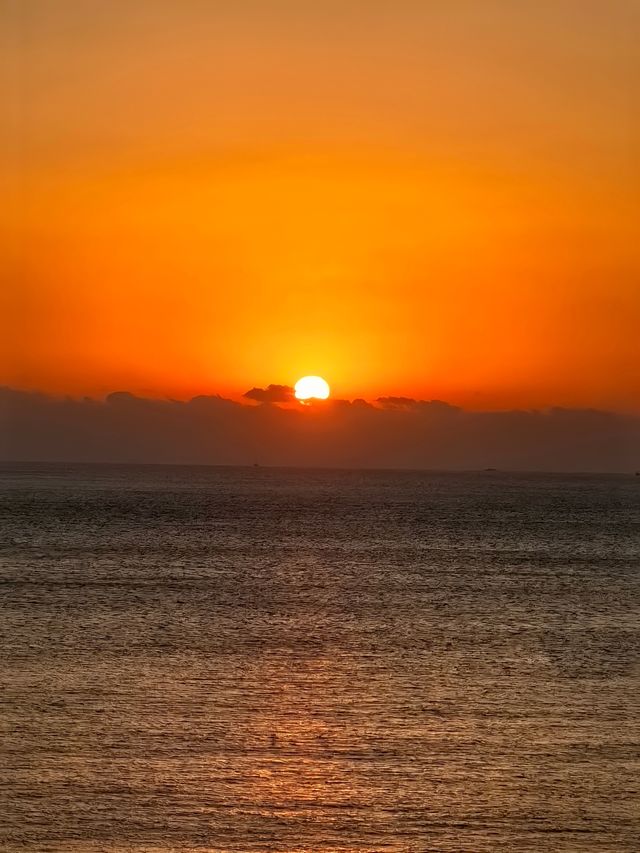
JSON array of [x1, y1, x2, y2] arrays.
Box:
[[1, 463, 639, 852]]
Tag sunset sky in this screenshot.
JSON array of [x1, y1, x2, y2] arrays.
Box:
[[3, 1, 639, 410]]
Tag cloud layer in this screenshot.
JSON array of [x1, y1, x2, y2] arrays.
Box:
[[243, 384, 294, 403], [1, 387, 639, 472]]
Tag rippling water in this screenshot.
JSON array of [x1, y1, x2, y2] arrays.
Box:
[[1, 463, 639, 852]]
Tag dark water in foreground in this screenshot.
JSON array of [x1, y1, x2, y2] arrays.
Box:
[[1, 463, 639, 852]]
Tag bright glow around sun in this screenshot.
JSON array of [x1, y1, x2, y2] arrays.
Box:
[[294, 375, 330, 401]]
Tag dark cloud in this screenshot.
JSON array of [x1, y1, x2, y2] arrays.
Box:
[[243, 384, 294, 404], [1, 387, 639, 472], [376, 396, 417, 409], [377, 397, 460, 414]]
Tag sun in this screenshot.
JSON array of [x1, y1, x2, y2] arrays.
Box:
[[294, 375, 330, 401]]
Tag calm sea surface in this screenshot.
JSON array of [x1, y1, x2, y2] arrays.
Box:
[[1, 463, 639, 852]]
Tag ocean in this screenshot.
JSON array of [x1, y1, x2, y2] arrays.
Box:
[[1, 463, 639, 852]]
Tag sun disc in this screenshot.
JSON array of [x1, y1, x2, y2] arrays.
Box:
[[294, 375, 330, 400]]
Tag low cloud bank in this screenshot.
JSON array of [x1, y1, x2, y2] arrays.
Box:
[[1, 387, 639, 472], [243, 384, 294, 403]]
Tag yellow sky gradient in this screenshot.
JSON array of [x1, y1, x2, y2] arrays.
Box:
[[3, 1, 639, 408]]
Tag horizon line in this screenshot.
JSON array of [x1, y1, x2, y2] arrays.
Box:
[[2, 459, 638, 478]]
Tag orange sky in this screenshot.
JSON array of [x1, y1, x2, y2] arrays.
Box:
[[3, 1, 639, 410]]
